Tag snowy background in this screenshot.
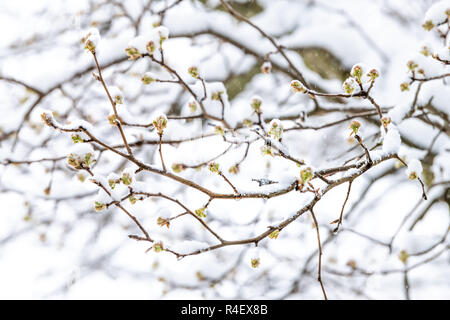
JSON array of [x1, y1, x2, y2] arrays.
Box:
[[0, 0, 448, 299]]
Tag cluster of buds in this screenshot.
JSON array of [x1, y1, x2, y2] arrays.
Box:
[[153, 114, 168, 134], [71, 134, 84, 144], [420, 45, 431, 57], [141, 72, 156, 85], [261, 61, 272, 74], [407, 60, 419, 71], [125, 46, 142, 60], [342, 77, 358, 94], [250, 248, 260, 268], [381, 117, 391, 128], [94, 201, 106, 212], [250, 96, 262, 113], [400, 82, 410, 91], [157, 217, 170, 228], [195, 207, 207, 218], [207, 162, 220, 174], [268, 119, 283, 140], [120, 170, 134, 185], [188, 66, 199, 79], [290, 80, 307, 93], [67, 144, 95, 170], [349, 120, 361, 136], [152, 241, 164, 253], [83, 28, 100, 53], [298, 167, 313, 189]]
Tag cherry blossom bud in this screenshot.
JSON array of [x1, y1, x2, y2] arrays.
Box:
[[350, 64, 364, 83], [83, 28, 100, 53], [381, 117, 391, 128], [407, 60, 418, 71], [367, 69, 380, 82], [188, 100, 198, 113], [94, 201, 106, 212], [153, 241, 164, 252]]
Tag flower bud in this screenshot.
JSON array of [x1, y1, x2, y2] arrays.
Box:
[[349, 120, 361, 136], [153, 114, 168, 134], [343, 77, 357, 94], [188, 66, 199, 79], [400, 82, 410, 91], [207, 162, 220, 174], [141, 72, 156, 85], [195, 207, 207, 218], [268, 119, 283, 140], [290, 80, 307, 93], [250, 96, 262, 113]]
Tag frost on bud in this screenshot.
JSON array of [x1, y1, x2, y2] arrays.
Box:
[[398, 250, 410, 264], [153, 241, 164, 252], [342, 77, 357, 94], [400, 82, 410, 91], [207, 162, 220, 174], [141, 72, 156, 85], [109, 86, 124, 104], [146, 40, 157, 55], [406, 159, 423, 180], [290, 80, 307, 93], [350, 64, 364, 83], [367, 69, 379, 82], [422, 20, 434, 31], [157, 217, 170, 228], [188, 100, 197, 113], [67, 143, 95, 169], [269, 229, 280, 239], [228, 165, 239, 175], [349, 120, 361, 136], [250, 96, 262, 113], [171, 163, 185, 173], [195, 207, 207, 218], [268, 119, 283, 140], [214, 125, 225, 136], [261, 61, 272, 74], [381, 117, 391, 128], [407, 60, 418, 71], [83, 28, 100, 53], [153, 114, 168, 134], [300, 167, 313, 185], [94, 201, 106, 212], [188, 66, 199, 79]]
